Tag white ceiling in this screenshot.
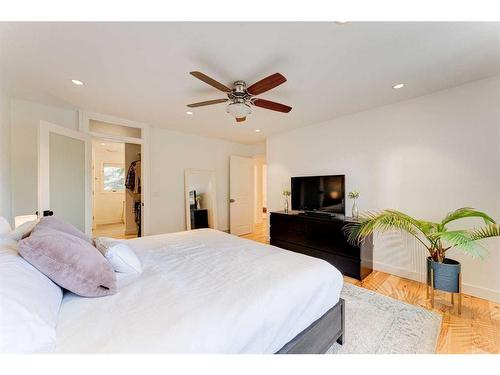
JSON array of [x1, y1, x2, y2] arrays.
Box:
[[1, 22, 499, 144], [92, 139, 124, 155]]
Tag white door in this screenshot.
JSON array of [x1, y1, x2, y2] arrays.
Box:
[[38, 121, 90, 233], [229, 155, 254, 235]]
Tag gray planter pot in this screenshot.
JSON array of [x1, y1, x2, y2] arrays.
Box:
[[426, 257, 461, 293]]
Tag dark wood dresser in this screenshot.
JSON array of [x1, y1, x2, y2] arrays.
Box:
[[270, 211, 373, 280]]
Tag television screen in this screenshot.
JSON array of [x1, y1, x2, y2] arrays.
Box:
[[291, 175, 345, 213]]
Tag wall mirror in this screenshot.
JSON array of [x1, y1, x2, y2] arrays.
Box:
[[184, 169, 218, 230]]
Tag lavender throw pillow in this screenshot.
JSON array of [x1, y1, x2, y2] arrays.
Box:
[[36, 216, 93, 244], [18, 227, 116, 297]]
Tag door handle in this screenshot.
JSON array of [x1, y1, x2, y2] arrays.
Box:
[[229, 199, 235, 203]]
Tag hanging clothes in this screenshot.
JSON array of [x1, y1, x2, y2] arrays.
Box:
[[125, 161, 135, 190], [125, 160, 141, 194], [134, 200, 142, 237], [134, 160, 141, 194]]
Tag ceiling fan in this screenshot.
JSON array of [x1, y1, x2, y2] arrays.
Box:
[[187, 71, 292, 123]]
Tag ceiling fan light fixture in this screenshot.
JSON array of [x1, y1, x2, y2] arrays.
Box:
[[188, 71, 291, 121], [226, 101, 251, 119]]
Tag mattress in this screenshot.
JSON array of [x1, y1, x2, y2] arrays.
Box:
[[55, 229, 343, 353]]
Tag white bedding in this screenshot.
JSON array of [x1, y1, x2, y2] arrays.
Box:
[[55, 229, 343, 353]]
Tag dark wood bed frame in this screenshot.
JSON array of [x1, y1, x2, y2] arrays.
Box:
[[276, 298, 345, 354]]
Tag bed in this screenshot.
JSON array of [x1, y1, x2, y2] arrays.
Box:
[[54, 229, 344, 353]]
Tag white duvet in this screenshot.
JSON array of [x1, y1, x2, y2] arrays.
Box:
[[55, 229, 343, 353]]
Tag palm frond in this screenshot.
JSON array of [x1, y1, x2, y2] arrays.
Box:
[[414, 220, 439, 236], [441, 207, 496, 226], [345, 210, 429, 249], [470, 224, 500, 241], [431, 230, 488, 259]]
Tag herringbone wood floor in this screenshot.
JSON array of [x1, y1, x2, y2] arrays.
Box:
[[92, 223, 137, 239], [241, 218, 500, 354]]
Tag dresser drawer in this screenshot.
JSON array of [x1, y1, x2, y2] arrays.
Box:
[[270, 213, 360, 259], [270, 239, 362, 279]]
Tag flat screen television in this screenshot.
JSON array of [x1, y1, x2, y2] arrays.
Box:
[[291, 175, 345, 214]]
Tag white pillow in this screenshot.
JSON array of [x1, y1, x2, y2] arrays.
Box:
[[7, 219, 39, 241], [94, 237, 142, 274], [0, 245, 63, 353], [0, 217, 11, 236], [0, 237, 18, 252]]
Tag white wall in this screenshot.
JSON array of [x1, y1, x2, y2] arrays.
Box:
[[149, 127, 254, 234], [93, 142, 125, 225], [267, 76, 500, 302], [253, 141, 266, 157], [0, 86, 11, 224]]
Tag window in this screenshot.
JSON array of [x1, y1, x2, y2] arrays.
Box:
[[89, 120, 142, 138], [103, 163, 125, 192]]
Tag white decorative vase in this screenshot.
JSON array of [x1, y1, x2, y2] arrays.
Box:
[[284, 197, 289, 213], [351, 199, 359, 218]]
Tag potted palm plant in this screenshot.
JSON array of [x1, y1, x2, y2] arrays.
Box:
[[345, 207, 500, 296]]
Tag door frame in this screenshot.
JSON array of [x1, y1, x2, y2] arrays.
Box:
[[79, 111, 150, 236], [38, 120, 91, 232]]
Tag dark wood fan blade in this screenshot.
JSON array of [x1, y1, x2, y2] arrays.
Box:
[[236, 117, 246, 123], [252, 98, 292, 113], [247, 73, 287, 95], [187, 99, 228, 108], [190, 71, 232, 92]]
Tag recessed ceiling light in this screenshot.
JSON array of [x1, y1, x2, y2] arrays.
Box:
[[255, 129, 261, 133], [71, 79, 84, 86], [100, 143, 106, 146], [392, 83, 405, 89], [186, 111, 193, 115]]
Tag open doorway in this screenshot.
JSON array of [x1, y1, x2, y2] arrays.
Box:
[[236, 154, 267, 243], [251, 155, 267, 242], [92, 139, 141, 239]]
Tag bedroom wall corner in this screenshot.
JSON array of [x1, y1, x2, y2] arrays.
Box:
[[149, 127, 254, 235], [0, 85, 12, 224], [252, 141, 266, 157]]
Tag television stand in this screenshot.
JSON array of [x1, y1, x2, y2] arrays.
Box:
[[270, 211, 373, 280], [299, 210, 342, 219]]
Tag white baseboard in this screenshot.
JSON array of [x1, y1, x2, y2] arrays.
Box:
[[461, 283, 500, 303], [373, 261, 500, 303], [373, 261, 423, 283]]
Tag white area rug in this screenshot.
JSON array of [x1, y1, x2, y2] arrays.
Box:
[[327, 283, 442, 354]]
